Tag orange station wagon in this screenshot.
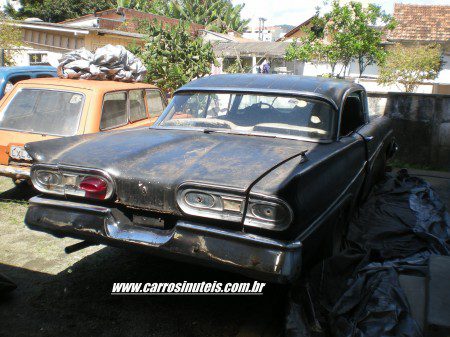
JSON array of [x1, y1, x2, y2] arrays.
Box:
[[0, 78, 167, 182]]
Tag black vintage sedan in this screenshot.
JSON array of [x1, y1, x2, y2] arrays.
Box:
[[24, 75, 396, 283]]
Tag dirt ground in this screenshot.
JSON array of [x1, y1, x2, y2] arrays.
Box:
[[0, 170, 449, 337], [0, 178, 286, 337]]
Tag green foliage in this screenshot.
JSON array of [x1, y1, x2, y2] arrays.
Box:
[[135, 20, 216, 95], [223, 56, 251, 74], [5, 0, 115, 22], [0, 14, 23, 66], [285, 1, 395, 78], [133, 0, 250, 33], [378, 43, 443, 93]]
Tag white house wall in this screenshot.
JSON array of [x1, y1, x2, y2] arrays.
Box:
[[436, 54, 450, 84], [11, 47, 62, 67]]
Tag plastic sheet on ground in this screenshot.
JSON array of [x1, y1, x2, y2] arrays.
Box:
[[57, 45, 147, 82], [286, 169, 450, 337], [0, 273, 16, 294]]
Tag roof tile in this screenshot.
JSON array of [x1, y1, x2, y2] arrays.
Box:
[[388, 4, 450, 42]]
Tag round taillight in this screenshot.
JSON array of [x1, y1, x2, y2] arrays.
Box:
[[79, 176, 107, 199]]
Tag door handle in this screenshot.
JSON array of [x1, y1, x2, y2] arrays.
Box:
[[364, 136, 374, 142]]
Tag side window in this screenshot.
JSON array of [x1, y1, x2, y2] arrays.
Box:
[[146, 90, 165, 118], [129, 90, 147, 122], [339, 92, 365, 137], [100, 92, 128, 130]]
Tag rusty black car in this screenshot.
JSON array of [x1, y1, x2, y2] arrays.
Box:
[[24, 75, 396, 283]]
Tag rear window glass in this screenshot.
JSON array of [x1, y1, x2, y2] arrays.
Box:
[[146, 90, 165, 118], [129, 90, 147, 122], [101, 92, 128, 129], [0, 88, 84, 136]]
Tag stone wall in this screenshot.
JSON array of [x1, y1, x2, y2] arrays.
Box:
[[367, 92, 450, 170]]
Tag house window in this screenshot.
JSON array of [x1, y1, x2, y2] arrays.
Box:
[[29, 53, 50, 66]]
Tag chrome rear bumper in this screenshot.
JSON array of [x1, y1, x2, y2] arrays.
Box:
[[0, 164, 30, 179], [25, 196, 303, 283]]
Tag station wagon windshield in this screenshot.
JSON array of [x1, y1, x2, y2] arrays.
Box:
[[0, 88, 84, 136], [159, 92, 335, 140]]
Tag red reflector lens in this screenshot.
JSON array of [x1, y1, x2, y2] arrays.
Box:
[[79, 176, 107, 199]]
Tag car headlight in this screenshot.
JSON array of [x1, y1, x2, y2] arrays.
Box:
[[9, 145, 33, 161], [177, 187, 245, 222], [31, 164, 114, 200], [244, 198, 293, 231]]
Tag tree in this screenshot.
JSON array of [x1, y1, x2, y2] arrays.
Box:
[[5, 0, 115, 23], [378, 43, 443, 93], [0, 14, 23, 66], [223, 55, 252, 74], [285, 1, 395, 78], [134, 20, 216, 95], [135, 0, 250, 33]]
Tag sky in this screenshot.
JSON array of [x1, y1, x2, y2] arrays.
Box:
[[232, 0, 450, 28]]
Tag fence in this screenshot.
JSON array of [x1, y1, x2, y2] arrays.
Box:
[[367, 92, 450, 170]]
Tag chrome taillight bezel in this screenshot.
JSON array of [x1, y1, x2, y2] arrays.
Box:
[[30, 164, 115, 200], [176, 184, 246, 222], [177, 184, 293, 230], [244, 196, 294, 231]]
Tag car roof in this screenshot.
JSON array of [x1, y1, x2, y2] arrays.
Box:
[[0, 66, 56, 74], [15, 77, 158, 91], [175, 74, 365, 110]]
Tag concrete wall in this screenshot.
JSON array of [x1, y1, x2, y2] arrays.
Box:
[[367, 92, 450, 170]]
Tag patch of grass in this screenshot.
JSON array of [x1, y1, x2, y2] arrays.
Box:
[[0, 178, 32, 226]]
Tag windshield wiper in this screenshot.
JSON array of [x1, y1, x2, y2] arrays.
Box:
[[202, 128, 222, 134], [202, 128, 280, 139]]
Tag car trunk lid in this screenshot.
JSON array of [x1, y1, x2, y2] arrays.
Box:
[[26, 128, 314, 214]]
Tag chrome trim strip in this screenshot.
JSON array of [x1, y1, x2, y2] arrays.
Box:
[[177, 222, 302, 250], [29, 196, 110, 213], [367, 129, 394, 163]]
